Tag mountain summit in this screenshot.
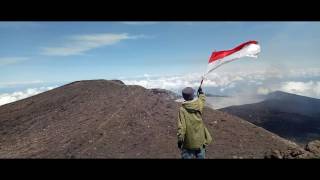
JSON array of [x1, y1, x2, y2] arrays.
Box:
[[0, 80, 299, 158]]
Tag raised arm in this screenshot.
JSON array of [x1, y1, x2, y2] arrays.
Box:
[[197, 87, 206, 113]]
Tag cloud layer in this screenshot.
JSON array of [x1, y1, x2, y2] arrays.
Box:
[[1, 68, 319, 107], [42, 33, 142, 56], [123, 68, 320, 99], [280, 81, 320, 97], [0, 86, 56, 106]]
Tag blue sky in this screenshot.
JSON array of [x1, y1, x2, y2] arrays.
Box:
[[1, 21, 320, 106]]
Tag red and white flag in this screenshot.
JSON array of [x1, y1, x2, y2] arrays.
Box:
[[205, 40, 261, 76]]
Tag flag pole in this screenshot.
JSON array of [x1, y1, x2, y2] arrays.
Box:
[[199, 74, 205, 89], [200, 53, 210, 89], [199, 49, 214, 89], [199, 77, 204, 88]]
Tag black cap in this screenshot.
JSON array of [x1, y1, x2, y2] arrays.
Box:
[[182, 87, 195, 101]]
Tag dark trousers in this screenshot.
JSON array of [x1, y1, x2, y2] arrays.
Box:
[[181, 148, 205, 159]]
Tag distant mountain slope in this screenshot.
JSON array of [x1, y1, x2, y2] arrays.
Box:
[[221, 91, 320, 144]]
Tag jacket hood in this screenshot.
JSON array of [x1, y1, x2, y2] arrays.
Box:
[[182, 98, 201, 112]]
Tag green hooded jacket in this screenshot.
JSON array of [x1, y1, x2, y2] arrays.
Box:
[[177, 94, 213, 150]]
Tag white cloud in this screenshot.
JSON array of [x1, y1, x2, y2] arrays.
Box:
[[123, 71, 248, 91], [256, 81, 320, 98], [280, 81, 320, 98], [0, 57, 29, 66], [123, 67, 320, 98], [124, 75, 197, 90], [0, 86, 57, 106], [125, 68, 320, 90], [42, 33, 144, 56], [257, 87, 271, 95], [288, 68, 320, 78]]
